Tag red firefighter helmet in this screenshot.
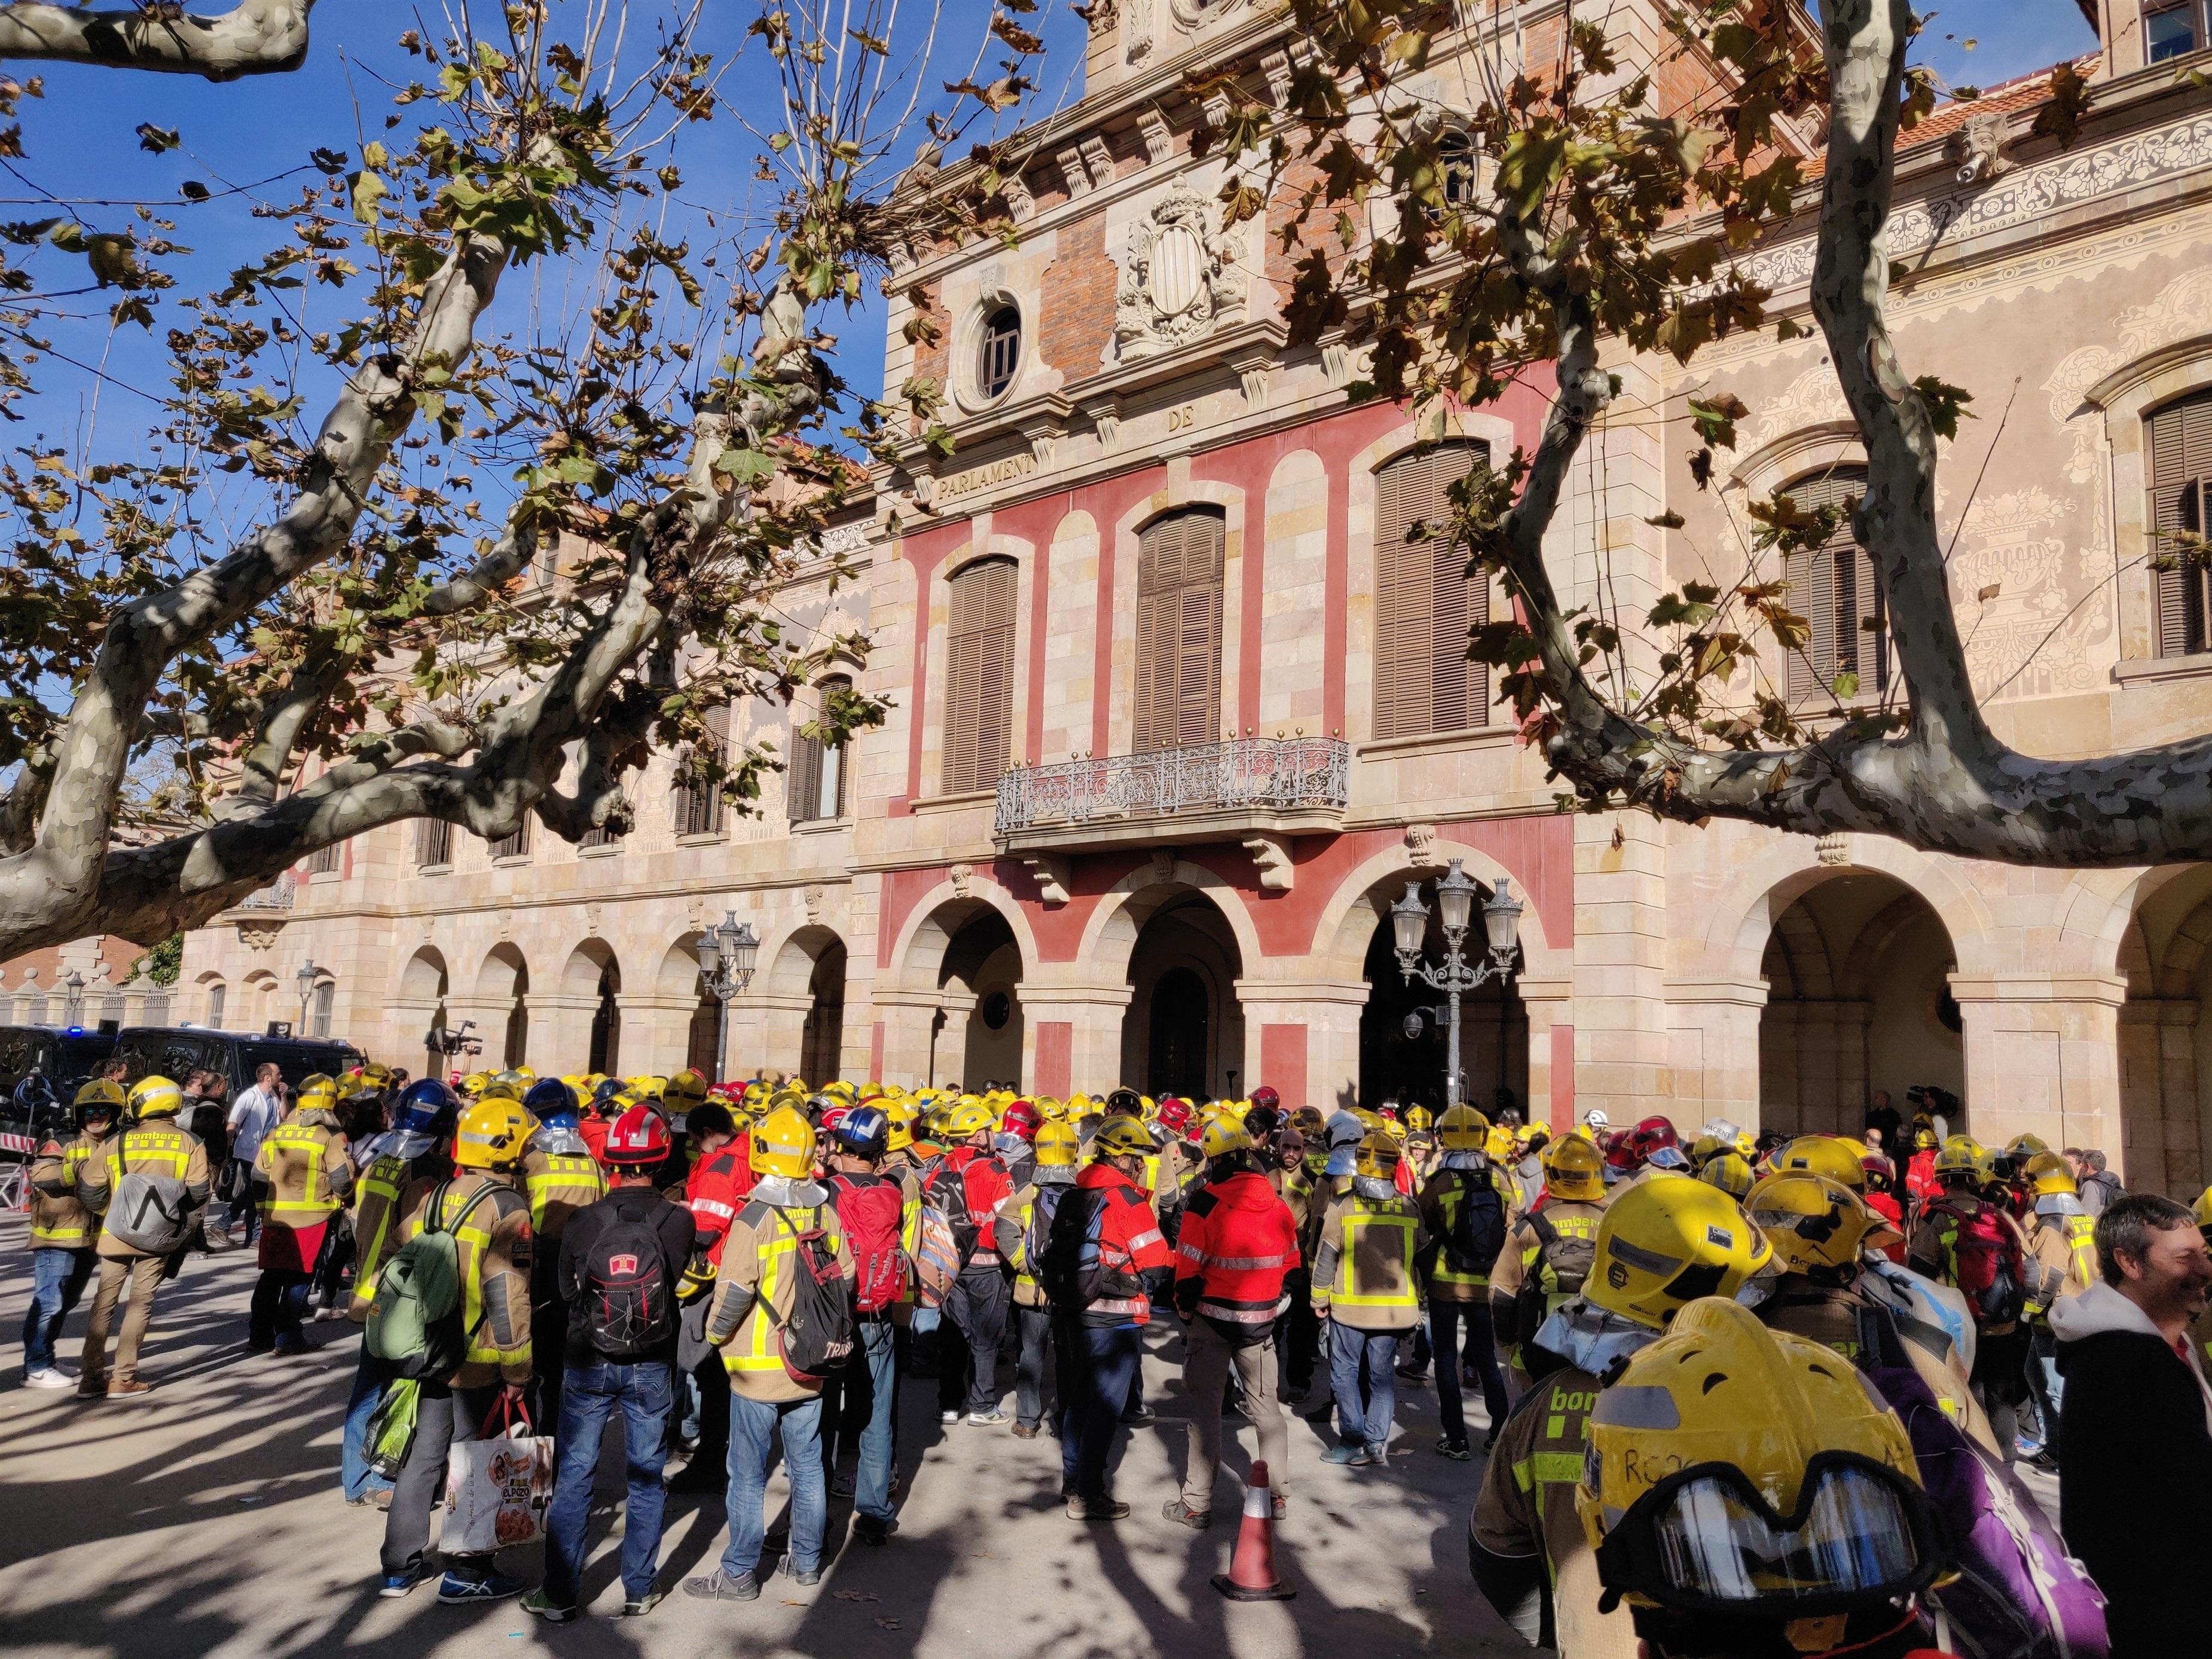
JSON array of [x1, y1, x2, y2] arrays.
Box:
[[1629, 1115, 1679, 1165], [1000, 1098, 1042, 1142], [1155, 1096, 1193, 1134], [1250, 1085, 1281, 1113], [604, 1102, 671, 1166], [1604, 1128, 1639, 1173]]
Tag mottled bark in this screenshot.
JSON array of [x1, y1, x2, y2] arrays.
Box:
[[0, 0, 311, 78], [1501, 0, 2212, 868]]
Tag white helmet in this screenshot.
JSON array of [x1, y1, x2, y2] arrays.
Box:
[[1584, 1109, 1611, 1132]]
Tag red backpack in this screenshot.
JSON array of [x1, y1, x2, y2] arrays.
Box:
[[828, 1172, 909, 1315], [1933, 1198, 2025, 1327]]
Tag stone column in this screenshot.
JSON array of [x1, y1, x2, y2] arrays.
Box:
[[868, 989, 943, 1090], [1232, 978, 1370, 1115], [525, 993, 605, 1081], [1661, 975, 1767, 1132], [1517, 974, 1574, 1127], [1018, 983, 1135, 1098], [442, 997, 515, 1073], [1571, 813, 1671, 1124], [933, 990, 977, 1090], [1952, 972, 2128, 1182], [616, 992, 702, 1081], [741, 993, 814, 1081]]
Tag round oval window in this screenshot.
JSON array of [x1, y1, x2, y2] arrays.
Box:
[[979, 305, 1021, 399], [982, 990, 1012, 1031]]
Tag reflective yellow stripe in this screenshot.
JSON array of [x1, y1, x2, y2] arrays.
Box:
[[526, 1155, 604, 1228], [729, 1226, 801, 1371], [1336, 1211, 1419, 1308], [1511, 1451, 1583, 1492], [264, 1128, 337, 1219]]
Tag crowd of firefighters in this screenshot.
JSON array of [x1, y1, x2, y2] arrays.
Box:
[[20, 1058, 2212, 1657]]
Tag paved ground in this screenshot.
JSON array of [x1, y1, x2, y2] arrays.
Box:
[[0, 1214, 1524, 1659]]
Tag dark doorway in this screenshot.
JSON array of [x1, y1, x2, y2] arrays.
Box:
[[686, 992, 720, 1079], [503, 963, 531, 1068], [1148, 967, 1210, 1098], [802, 942, 847, 1084], [589, 966, 621, 1075], [1357, 876, 1527, 1111]]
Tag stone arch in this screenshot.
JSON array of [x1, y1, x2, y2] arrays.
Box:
[[1122, 888, 1246, 1099], [560, 938, 621, 999], [887, 876, 1041, 995], [1700, 836, 1996, 985], [1764, 903, 1834, 1001], [1074, 856, 1267, 990], [2116, 864, 2212, 1196], [475, 942, 528, 1001], [1310, 839, 1561, 986], [399, 945, 449, 1003], [1836, 893, 1929, 999]]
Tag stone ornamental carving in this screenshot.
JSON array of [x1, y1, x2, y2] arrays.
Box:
[[949, 862, 974, 899], [237, 921, 282, 954], [582, 903, 600, 937], [1123, 0, 1152, 60], [804, 884, 824, 922], [1243, 832, 1293, 891], [1114, 184, 1245, 358], [1944, 112, 2010, 184], [1151, 847, 1176, 884], [1021, 853, 1071, 907], [1404, 823, 1438, 865], [1815, 833, 1850, 866]]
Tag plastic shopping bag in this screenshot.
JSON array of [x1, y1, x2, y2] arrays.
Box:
[[442, 1397, 554, 1553]]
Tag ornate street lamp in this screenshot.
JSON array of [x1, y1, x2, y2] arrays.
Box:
[[1392, 861, 1524, 1108], [295, 958, 317, 1035], [696, 912, 760, 1083], [61, 969, 85, 1028]]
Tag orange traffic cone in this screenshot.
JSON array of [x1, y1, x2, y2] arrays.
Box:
[[1210, 1459, 1296, 1602]]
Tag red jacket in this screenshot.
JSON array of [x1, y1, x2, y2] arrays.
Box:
[[1863, 1188, 1908, 1264], [581, 1116, 612, 1166], [1904, 1148, 1939, 1206], [1172, 1169, 1300, 1337], [1068, 1160, 1173, 1327], [685, 1141, 757, 1266], [931, 1144, 1015, 1266]]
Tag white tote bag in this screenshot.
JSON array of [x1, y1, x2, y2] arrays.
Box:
[[443, 1398, 555, 1553]]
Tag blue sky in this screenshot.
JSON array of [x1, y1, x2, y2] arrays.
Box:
[[2, 0, 2098, 476]]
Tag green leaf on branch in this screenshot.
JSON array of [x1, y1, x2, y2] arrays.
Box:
[[1911, 375, 1974, 439]]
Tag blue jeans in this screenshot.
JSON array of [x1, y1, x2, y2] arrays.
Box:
[[1432, 1298, 1509, 1444], [1059, 1322, 1142, 1502], [545, 1360, 674, 1606], [852, 1321, 899, 1523], [1330, 1319, 1401, 1449], [22, 1248, 95, 1371], [341, 1339, 393, 1500], [722, 1390, 824, 1579]]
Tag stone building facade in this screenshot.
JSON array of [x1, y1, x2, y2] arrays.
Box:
[[172, 3, 2212, 1194]]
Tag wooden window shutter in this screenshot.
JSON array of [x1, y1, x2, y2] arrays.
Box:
[[1782, 468, 1870, 702], [943, 558, 1017, 793], [823, 676, 851, 818], [2151, 392, 2212, 658], [1373, 440, 1488, 739], [788, 701, 823, 824], [1136, 509, 1224, 751]]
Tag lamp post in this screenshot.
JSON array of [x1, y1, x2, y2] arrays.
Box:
[[1391, 861, 1524, 1108], [695, 911, 760, 1083], [295, 959, 317, 1035], [61, 969, 85, 1028]]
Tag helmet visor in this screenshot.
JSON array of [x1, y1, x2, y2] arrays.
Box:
[[1603, 1455, 1937, 1617]]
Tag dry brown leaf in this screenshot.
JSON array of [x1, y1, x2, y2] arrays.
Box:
[[876, 1617, 903, 1630]]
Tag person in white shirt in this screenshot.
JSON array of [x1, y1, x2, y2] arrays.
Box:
[[225, 1065, 285, 1240]]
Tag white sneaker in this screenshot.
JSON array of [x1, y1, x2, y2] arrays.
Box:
[[940, 1409, 961, 1424], [23, 1367, 74, 1389]]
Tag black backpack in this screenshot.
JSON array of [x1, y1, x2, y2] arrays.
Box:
[[1444, 1170, 1508, 1277], [768, 1206, 856, 1386], [921, 1155, 987, 1266], [582, 1211, 674, 1358]]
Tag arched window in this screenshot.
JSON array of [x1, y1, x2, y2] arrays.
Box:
[[1781, 466, 1886, 703], [942, 558, 1018, 793], [790, 675, 853, 823], [1135, 507, 1226, 752], [979, 304, 1022, 401], [2150, 388, 2212, 658], [1373, 439, 1490, 740], [1440, 128, 1478, 207], [206, 982, 226, 1027], [311, 979, 335, 1038]]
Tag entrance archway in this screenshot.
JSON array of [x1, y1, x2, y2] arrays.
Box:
[[934, 909, 1021, 1089], [802, 941, 848, 1084], [1122, 893, 1244, 1099], [475, 943, 530, 1070], [1356, 876, 1527, 1114], [2118, 866, 2212, 1196], [1758, 873, 1962, 1138]]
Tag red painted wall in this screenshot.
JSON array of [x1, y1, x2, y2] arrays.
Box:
[[1260, 1023, 1309, 1111], [1034, 1021, 1072, 1096]]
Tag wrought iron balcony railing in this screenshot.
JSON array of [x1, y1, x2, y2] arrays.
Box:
[[233, 873, 298, 911], [995, 737, 1349, 838]]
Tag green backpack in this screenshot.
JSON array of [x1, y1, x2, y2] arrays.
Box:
[[365, 1179, 494, 1379]]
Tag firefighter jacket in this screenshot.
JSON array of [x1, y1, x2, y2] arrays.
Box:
[[2023, 1196, 2096, 1320], [1171, 1169, 1299, 1342], [1310, 1184, 1429, 1332], [392, 1170, 534, 1388], [83, 1123, 212, 1260], [1045, 1161, 1173, 1329], [1907, 1187, 2028, 1337], [930, 1144, 1015, 1267], [30, 1126, 111, 1249], [1004, 1166, 1075, 1309], [1470, 1360, 1642, 1659], [705, 1177, 856, 1403], [1487, 1198, 1605, 1355], [683, 1142, 753, 1267], [252, 1106, 356, 1230], [348, 1139, 444, 1320], [1417, 1162, 1513, 1303], [521, 1141, 607, 1244]]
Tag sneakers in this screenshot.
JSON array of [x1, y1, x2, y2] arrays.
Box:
[[1067, 1495, 1131, 1521], [829, 1471, 856, 1498], [378, 1563, 434, 1599], [1160, 1498, 1213, 1530], [272, 1336, 310, 1356], [77, 1374, 109, 1398], [436, 1571, 528, 1605], [1395, 1367, 1430, 1386], [966, 1409, 1010, 1428], [520, 1590, 575, 1624], [622, 1589, 663, 1617], [23, 1367, 73, 1390], [852, 1514, 893, 1547], [1323, 1442, 1383, 1466], [789, 1567, 822, 1587], [1118, 1403, 1156, 1426], [940, 1408, 961, 1425], [682, 1571, 760, 1602], [107, 1377, 154, 1398], [1437, 1434, 1473, 1462], [1011, 1422, 1040, 1440]]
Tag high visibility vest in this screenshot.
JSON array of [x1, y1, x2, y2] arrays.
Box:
[[31, 1136, 102, 1246], [2061, 1213, 2095, 1288], [1331, 1202, 1420, 1311], [106, 1127, 191, 1188], [1430, 1171, 1497, 1291], [722, 1205, 838, 1375], [259, 1122, 343, 1224], [1529, 1209, 1601, 1314], [525, 1153, 606, 1236]]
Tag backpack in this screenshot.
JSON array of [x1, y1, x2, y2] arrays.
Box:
[[920, 1154, 986, 1265], [1934, 1198, 2025, 1327], [581, 1211, 674, 1358], [1023, 1183, 1069, 1290], [366, 1180, 494, 1380], [765, 1206, 857, 1386], [912, 1206, 961, 1309], [106, 1168, 198, 1256], [1516, 1206, 1598, 1342], [829, 1172, 909, 1314], [1443, 1170, 1508, 1278]]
